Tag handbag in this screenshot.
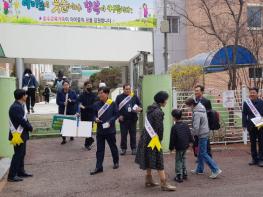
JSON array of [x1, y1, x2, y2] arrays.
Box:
[[22, 77, 31, 91]]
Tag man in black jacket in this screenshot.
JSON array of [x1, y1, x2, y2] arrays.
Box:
[[56, 80, 77, 144], [194, 85, 212, 157], [242, 87, 263, 167], [169, 109, 193, 183], [115, 84, 142, 155], [90, 87, 119, 175], [78, 81, 97, 150], [8, 89, 33, 182]]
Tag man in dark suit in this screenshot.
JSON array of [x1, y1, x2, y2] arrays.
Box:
[[90, 87, 119, 175], [56, 80, 78, 144], [8, 89, 33, 182], [194, 85, 212, 157], [242, 87, 263, 167], [115, 84, 142, 156]]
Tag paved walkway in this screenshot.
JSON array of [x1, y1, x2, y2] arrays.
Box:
[[0, 136, 262, 197], [32, 98, 57, 115]]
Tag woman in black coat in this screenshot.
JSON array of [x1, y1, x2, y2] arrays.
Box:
[[22, 68, 38, 114], [135, 91, 176, 191]]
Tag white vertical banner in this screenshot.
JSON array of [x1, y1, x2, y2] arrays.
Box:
[[172, 88, 177, 109], [223, 90, 235, 108]]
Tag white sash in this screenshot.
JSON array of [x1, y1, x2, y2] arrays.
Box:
[[119, 95, 133, 110], [145, 115, 162, 151], [98, 102, 111, 119], [145, 116, 157, 138], [245, 99, 261, 117], [9, 105, 27, 134]]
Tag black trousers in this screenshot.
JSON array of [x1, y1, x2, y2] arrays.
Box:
[[248, 127, 263, 161], [85, 137, 95, 147], [44, 95, 50, 103], [62, 136, 74, 141], [26, 88, 36, 112], [120, 120, 137, 150], [8, 141, 27, 178], [207, 138, 212, 158], [96, 133, 119, 169]]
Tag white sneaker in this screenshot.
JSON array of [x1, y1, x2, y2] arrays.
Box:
[[209, 169, 222, 179], [191, 169, 204, 175]]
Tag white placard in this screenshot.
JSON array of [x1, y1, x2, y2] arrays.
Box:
[[61, 119, 92, 137], [251, 117, 263, 128], [223, 90, 235, 108]]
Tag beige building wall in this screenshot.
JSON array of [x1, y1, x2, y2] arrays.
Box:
[[185, 0, 263, 58]]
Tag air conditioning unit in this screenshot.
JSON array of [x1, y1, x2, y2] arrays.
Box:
[[249, 67, 262, 78]]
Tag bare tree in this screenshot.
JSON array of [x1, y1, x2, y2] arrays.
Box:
[[171, 0, 249, 90]]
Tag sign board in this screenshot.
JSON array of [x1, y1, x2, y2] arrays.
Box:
[[223, 90, 235, 108], [0, 0, 156, 28], [52, 114, 76, 130], [61, 119, 92, 137]]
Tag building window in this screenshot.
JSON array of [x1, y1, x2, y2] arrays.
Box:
[[247, 6, 262, 28], [167, 16, 179, 33]]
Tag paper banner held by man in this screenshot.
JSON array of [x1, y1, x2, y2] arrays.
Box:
[[61, 119, 92, 137]]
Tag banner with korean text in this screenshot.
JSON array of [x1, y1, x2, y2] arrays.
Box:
[[0, 0, 156, 28]]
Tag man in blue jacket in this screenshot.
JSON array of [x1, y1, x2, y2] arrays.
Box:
[[56, 80, 77, 144], [8, 89, 33, 182], [242, 87, 263, 167], [90, 86, 119, 175]]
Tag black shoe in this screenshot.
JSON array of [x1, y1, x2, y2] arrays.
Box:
[[113, 163, 119, 169], [85, 146, 92, 151], [18, 172, 33, 178], [61, 140, 67, 145], [31, 108, 35, 113], [90, 168, 103, 175], [174, 175, 183, 183], [8, 176, 23, 182], [249, 160, 258, 165], [183, 174, 188, 180], [70, 137, 74, 141], [120, 149, 126, 156], [258, 161, 263, 167], [131, 149, 137, 155]]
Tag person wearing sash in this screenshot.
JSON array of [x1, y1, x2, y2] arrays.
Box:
[[8, 89, 33, 182], [78, 81, 97, 150], [56, 80, 77, 145], [185, 98, 222, 179], [90, 86, 119, 175], [242, 87, 263, 167], [116, 84, 142, 155], [135, 91, 176, 191]]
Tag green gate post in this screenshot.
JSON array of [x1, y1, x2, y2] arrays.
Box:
[[142, 75, 173, 152], [0, 77, 16, 158]]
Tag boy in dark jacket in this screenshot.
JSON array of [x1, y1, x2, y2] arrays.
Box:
[[169, 109, 193, 183]]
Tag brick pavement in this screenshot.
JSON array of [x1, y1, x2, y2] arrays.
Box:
[[0, 136, 262, 197]]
